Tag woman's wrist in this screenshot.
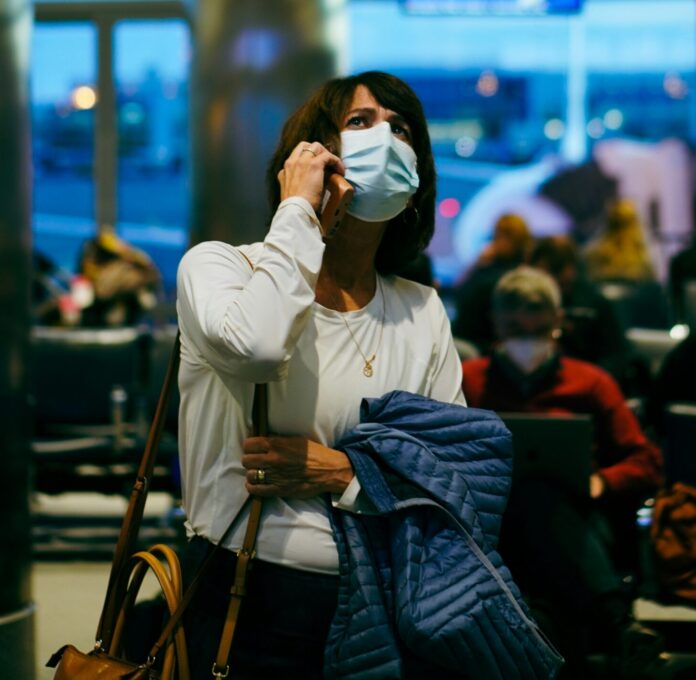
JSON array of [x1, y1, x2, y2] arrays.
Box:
[[322, 450, 355, 494]]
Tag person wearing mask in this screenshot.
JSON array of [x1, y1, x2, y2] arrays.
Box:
[[452, 212, 532, 353], [460, 266, 663, 678], [176, 72, 469, 678]]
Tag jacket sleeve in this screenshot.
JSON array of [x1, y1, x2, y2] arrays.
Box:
[[176, 197, 325, 382], [592, 369, 663, 494]]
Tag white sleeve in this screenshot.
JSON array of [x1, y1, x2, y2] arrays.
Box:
[[176, 197, 325, 382], [427, 292, 467, 406], [331, 476, 377, 514]]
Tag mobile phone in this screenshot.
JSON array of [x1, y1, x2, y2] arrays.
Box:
[[320, 174, 354, 238]]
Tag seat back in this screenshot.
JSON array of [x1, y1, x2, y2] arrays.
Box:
[[662, 402, 696, 487], [683, 280, 696, 331], [30, 326, 149, 428], [598, 280, 671, 331], [625, 328, 680, 379]]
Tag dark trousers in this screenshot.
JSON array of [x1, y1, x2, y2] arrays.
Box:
[[500, 480, 622, 617], [181, 537, 339, 680], [499, 479, 641, 676]]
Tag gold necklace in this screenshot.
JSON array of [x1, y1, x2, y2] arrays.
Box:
[[338, 278, 385, 378]]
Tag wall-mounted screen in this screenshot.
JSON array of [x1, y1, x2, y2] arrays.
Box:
[[400, 0, 583, 15]]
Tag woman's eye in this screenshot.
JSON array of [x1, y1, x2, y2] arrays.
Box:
[[346, 116, 366, 128], [391, 123, 411, 140]]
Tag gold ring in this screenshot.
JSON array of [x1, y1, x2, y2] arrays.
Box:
[[254, 469, 266, 484], [301, 146, 317, 156]]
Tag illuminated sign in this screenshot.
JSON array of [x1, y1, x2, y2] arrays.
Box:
[[400, 0, 584, 15]]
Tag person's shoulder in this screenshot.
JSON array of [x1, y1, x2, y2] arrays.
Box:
[[561, 355, 606, 377], [179, 241, 262, 274], [560, 356, 621, 392], [386, 275, 441, 312]]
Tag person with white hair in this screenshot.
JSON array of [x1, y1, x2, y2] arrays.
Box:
[[461, 265, 664, 678]]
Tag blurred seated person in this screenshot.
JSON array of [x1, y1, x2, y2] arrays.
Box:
[[668, 237, 696, 325], [461, 266, 663, 677], [645, 332, 696, 437], [32, 251, 95, 327], [78, 225, 161, 327], [452, 212, 532, 352], [584, 198, 656, 284], [528, 236, 636, 391]]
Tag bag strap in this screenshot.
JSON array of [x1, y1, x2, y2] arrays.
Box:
[[144, 386, 267, 677], [100, 253, 266, 666], [211, 385, 267, 678], [97, 331, 181, 650]]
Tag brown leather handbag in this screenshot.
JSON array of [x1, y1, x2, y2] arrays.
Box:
[[47, 333, 267, 679]]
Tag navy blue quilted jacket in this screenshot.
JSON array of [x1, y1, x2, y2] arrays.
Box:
[[325, 391, 563, 679]]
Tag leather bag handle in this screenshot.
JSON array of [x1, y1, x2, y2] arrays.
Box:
[[97, 331, 181, 650]]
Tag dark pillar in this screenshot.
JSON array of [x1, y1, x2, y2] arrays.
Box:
[[190, 0, 341, 246], [0, 0, 35, 677]]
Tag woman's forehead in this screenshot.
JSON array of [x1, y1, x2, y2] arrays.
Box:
[[346, 84, 400, 118]]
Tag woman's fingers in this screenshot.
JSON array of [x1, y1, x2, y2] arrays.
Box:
[[240, 437, 352, 498], [280, 141, 345, 211]]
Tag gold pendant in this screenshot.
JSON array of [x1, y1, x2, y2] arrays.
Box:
[[363, 362, 374, 377]]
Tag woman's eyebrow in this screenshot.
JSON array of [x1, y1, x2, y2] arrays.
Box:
[[344, 107, 376, 118], [389, 113, 411, 129]]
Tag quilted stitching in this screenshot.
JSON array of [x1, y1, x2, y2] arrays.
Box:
[[325, 390, 563, 679]]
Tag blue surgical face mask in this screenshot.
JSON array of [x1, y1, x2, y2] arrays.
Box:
[[340, 121, 420, 223]]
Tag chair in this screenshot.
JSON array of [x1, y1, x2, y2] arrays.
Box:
[[597, 281, 671, 331], [146, 324, 181, 494], [683, 280, 696, 331], [29, 326, 151, 494], [662, 402, 696, 487], [625, 328, 681, 380]]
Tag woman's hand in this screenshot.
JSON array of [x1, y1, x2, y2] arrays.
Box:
[[242, 436, 354, 499], [278, 142, 345, 213]]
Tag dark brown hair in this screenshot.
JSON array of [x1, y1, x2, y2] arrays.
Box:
[[266, 71, 435, 274]]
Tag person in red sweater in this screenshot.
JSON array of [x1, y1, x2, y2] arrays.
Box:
[[461, 266, 663, 678]]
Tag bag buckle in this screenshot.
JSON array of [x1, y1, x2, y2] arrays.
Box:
[[211, 662, 230, 678]]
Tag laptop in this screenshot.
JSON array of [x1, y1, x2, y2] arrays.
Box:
[[499, 413, 594, 500]]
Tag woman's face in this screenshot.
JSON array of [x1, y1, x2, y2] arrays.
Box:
[[340, 85, 413, 147]]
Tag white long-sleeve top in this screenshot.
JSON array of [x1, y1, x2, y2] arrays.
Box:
[[176, 197, 466, 574]]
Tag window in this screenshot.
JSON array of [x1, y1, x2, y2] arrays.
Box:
[[114, 20, 191, 291], [31, 3, 191, 295], [31, 22, 97, 273]]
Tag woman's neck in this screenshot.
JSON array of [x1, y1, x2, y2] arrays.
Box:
[[315, 216, 386, 311]]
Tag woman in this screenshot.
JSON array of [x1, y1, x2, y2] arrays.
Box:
[[176, 71, 466, 678]]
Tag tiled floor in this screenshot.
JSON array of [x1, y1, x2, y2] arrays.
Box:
[[31, 491, 176, 678]]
